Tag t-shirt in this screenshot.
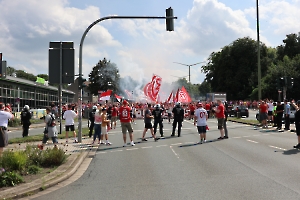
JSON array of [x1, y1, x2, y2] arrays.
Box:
[[189, 105, 195, 112], [267, 103, 274, 111], [205, 104, 210, 111], [194, 108, 207, 126], [111, 107, 118, 117], [144, 109, 152, 124], [119, 106, 131, 123], [63, 110, 77, 126], [259, 104, 268, 113], [94, 110, 102, 124], [216, 104, 225, 119], [0, 111, 13, 127]]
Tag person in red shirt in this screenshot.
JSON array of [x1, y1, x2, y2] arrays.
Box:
[[111, 104, 118, 129], [119, 100, 135, 147], [189, 103, 196, 120], [213, 100, 226, 139], [205, 102, 211, 118], [259, 101, 268, 128]]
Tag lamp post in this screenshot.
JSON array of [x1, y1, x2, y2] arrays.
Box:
[[257, 0, 261, 100], [173, 62, 206, 83]]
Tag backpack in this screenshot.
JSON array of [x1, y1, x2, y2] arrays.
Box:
[[47, 114, 56, 127]]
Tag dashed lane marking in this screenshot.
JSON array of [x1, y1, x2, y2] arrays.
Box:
[[126, 148, 139, 151], [110, 150, 123, 153], [247, 140, 259, 144], [269, 145, 286, 151], [141, 146, 153, 149], [171, 143, 182, 146], [156, 145, 168, 147]]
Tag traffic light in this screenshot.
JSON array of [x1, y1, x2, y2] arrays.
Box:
[[287, 77, 294, 89], [166, 7, 174, 31], [78, 77, 87, 90]]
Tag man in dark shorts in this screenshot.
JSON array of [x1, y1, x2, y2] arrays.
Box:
[[276, 101, 284, 130], [141, 104, 158, 141], [0, 103, 14, 156]]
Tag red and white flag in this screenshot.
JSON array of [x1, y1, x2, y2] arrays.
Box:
[[143, 74, 162, 102], [99, 90, 112, 101], [114, 94, 122, 102], [166, 91, 173, 103], [178, 86, 192, 103]]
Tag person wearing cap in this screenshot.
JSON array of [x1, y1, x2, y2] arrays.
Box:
[[101, 107, 112, 145], [119, 100, 135, 146], [88, 105, 97, 138], [171, 102, 184, 137], [293, 100, 300, 148], [0, 103, 14, 156], [194, 102, 208, 143], [21, 105, 32, 137]]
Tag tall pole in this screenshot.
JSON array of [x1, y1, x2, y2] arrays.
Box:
[[173, 62, 206, 83], [59, 42, 63, 135], [257, 0, 261, 100], [78, 15, 177, 142]]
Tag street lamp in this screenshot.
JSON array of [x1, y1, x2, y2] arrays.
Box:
[[173, 62, 206, 83]]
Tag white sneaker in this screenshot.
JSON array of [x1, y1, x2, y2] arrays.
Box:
[[130, 141, 135, 146], [123, 143, 127, 147], [203, 140, 207, 143], [106, 141, 112, 145]]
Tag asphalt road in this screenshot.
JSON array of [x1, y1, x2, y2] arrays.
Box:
[[28, 118, 300, 200]]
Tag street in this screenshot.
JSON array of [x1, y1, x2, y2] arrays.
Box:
[[24, 118, 300, 200]]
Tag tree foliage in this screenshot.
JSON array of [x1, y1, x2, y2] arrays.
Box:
[[88, 58, 120, 96]]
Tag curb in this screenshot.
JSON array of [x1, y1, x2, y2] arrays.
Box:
[[0, 151, 89, 200]]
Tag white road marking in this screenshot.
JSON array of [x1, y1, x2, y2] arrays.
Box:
[[142, 146, 153, 149], [97, 152, 107, 154], [156, 145, 168, 147], [184, 142, 195, 144], [243, 136, 250, 138], [170, 146, 180, 159], [232, 137, 241, 139], [110, 150, 123, 153], [126, 148, 139, 151], [171, 143, 182, 146], [269, 145, 286, 151], [247, 140, 259, 144]]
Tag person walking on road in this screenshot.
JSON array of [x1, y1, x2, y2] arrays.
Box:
[[213, 100, 225, 139], [194, 103, 208, 144], [63, 104, 78, 143], [293, 100, 300, 148], [152, 104, 164, 138], [101, 107, 112, 145], [92, 105, 102, 144], [38, 107, 58, 150], [88, 106, 97, 138], [119, 100, 135, 147], [171, 102, 184, 137], [0, 103, 14, 156], [21, 105, 32, 137], [284, 99, 290, 130], [142, 104, 158, 141]]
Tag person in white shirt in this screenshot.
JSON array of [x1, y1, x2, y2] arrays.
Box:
[[92, 104, 102, 144], [63, 104, 78, 143], [0, 103, 14, 156], [267, 99, 274, 123], [194, 103, 208, 144]]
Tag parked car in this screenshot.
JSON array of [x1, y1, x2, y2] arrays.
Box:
[[255, 102, 296, 123], [230, 105, 249, 117]]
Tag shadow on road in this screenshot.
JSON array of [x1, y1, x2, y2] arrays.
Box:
[[282, 148, 300, 155]]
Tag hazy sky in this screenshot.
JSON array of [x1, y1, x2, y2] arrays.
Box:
[[0, 0, 299, 85]]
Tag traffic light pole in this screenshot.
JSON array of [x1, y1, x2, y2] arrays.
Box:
[[77, 14, 177, 143]]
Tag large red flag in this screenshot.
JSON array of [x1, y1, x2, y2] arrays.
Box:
[[99, 90, 112, 101], [178, 86, 192, 103], [166, 91, 173, 103], [143, 74, 162, 102], [114, 94, 123, 102], [174, 88, 179, 102]]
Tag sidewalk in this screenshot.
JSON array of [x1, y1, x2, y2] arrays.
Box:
[[1, 121, 97, 200]]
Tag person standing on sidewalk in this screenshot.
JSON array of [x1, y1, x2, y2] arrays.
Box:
[[194, 103, 208, 144], [88, 106, 96, 138], [142, 104, 158, 141], [119, 100, 135, 147], [0, 103, 14, 156], [63, 104, 78, 143], [101, 108, 112, 145], [284, 99, 290, 131], [213, 100, 225, 140], [21, 105, 32, 137]]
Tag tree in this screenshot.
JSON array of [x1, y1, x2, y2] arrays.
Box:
[[88, 58, 120, 96], [6, 66, 16, 76], [15, 70, 36, 82], [277, 33, 300, 61]]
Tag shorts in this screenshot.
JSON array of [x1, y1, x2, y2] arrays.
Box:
[[260, 113, 268, 121], [190, 111, 194, 115], [121, 122, 133, 134], [65, 125, 75, 131], [133, 114, 136, 118], [42, 135, 58, 144], [268, 111, 273, 116], [111, 116, 117, 122], [168, 113, 172, 117], [217, 118, 225, 130], [197, 126, 206, 134], [296, 125, 300, 136], [144, 123, 153, 129], [101, 126, 107, 135], [0, 127, 8, 147]]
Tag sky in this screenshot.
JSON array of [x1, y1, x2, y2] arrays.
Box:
[[0, 0, 300, 86]]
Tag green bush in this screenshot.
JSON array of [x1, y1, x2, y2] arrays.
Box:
[[41, 147, 67, 167], [27, 165, 41, 175], [0, 171, 24, 187], [1, 150, 28, 172], [24, 145, 44, 166], [8, 118, 22, 127]]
